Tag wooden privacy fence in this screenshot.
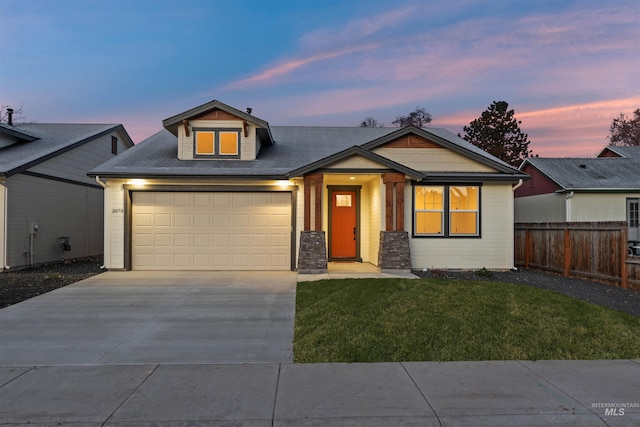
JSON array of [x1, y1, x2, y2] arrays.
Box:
[[514, 222, 640, 290]]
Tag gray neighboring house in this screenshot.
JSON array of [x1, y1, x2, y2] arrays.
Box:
[[1, 120, 134, 269], [514, 145, 640, 249]]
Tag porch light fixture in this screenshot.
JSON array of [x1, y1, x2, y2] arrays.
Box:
[[128, 179, 147, 187], [276, 180, 292, 188], [349, 176, 355, 180]]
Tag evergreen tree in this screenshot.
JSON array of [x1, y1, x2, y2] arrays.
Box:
[[460, 101, 532, 167]]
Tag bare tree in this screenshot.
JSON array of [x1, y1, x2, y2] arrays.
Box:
[[358, 116, 384, 127], [391, 107, 432, 128], [608, 108, 640, 146]]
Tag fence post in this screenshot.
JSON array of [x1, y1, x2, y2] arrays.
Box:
[[564, 226, 571, 277], [621, 226, 628, 289], [525, 228, 530, 269]]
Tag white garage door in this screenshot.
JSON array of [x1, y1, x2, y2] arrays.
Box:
[[132, 192, 292, 270]]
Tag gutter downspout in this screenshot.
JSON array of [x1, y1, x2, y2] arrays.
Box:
[[1, 179, 8, 270], [95, 176, 107, 188], [95, 176, 107, 269], [565, 191, 575, 222], [510, 179, 523, 270], [512, 179, 523, 192]]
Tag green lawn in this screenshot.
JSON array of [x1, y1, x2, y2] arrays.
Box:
[[294, 278, 640, 363]]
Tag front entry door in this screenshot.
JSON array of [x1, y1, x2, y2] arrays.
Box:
[[330, 189, 359, 260]]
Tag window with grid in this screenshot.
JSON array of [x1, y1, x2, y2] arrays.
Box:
[[414, 184, 480, 237]]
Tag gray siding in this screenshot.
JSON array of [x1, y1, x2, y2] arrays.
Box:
[[27, 129, 130, 185], [6, 174, 103, 268]]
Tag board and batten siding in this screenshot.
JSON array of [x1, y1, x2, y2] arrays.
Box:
[[5, 174, 103, 268], [408, 183, 515, 270], [373, 147, 497, 172], [367, 177, 383, 265], [27, 129, 130, 186]]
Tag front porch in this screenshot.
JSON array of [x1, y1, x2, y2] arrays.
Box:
[[296, 171, 412, 274], [297, 261, 419, 282]]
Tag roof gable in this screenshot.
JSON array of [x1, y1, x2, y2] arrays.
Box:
[[362, 126, 521, 175], [162, 100, 272, 142], [288, 145, 423, 179]]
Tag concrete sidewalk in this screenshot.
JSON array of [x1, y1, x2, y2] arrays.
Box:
[[0, 360, 638, 425]]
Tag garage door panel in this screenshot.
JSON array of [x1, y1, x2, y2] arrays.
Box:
[[174, 214, 192, 226], [155, 213, 172, 227], [132, 192, 291, 270]]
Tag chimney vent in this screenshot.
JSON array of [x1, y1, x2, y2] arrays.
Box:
[[6, 108, 14, 126], [579, 164, 587, 169], [246, 107, 252, 115]]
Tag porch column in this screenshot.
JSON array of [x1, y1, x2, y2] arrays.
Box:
[[299, 173, 327, 273], [303, 173, 323, 231], [383, 173, 406, 231], [379, 173, 411, 271]]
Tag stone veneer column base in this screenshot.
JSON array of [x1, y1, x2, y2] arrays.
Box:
[[378, 231, 412, 271], [297, 231, 328, 274]]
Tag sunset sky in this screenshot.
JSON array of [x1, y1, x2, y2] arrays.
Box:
[[1, 0, 638, 157]]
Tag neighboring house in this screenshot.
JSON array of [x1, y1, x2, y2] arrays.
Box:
[[0, 120, 134, 269], [514, 145, 640, 247], [89, 100, 528, 272]]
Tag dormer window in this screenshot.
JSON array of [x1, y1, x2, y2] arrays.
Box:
[[194, 128, 240, 158]]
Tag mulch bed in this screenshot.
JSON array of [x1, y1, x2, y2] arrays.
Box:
[[0, 257, 104, 309]]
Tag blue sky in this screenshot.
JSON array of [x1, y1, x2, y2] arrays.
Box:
[[1, 0, 638, 156]]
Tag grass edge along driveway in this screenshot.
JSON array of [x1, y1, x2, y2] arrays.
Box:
[[293, 278, 640, 363]]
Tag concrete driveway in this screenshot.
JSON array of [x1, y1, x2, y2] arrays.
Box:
[[0, 271, 297, 365]]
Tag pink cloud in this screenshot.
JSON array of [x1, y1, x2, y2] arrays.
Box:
[[438, 98, 639, 158]]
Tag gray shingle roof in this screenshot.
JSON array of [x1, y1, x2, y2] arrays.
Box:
[[522, 149, 640, 190], [89, 126, 527, 181], [0, 123, 132, 176]]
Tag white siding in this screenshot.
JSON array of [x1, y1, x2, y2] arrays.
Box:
[[514, 193, 566, 222], [328, 156, 387, 169], [104, 180, 127, 269], [367, 177, 383, 265], [5, 174, 104, 268], [374, 148, 497, 172], [409, 183, 515, 270]]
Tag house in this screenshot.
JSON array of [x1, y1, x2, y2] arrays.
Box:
[[514, 145, 640, 249], [0, 116, 134, 269], [89, 100, 528, 272]]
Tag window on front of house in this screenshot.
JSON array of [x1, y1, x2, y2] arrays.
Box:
[[414, 184, 480, 237], [194, 129, 240, 158]]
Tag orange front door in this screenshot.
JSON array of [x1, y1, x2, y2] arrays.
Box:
[[330, 190, 357, 259]]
